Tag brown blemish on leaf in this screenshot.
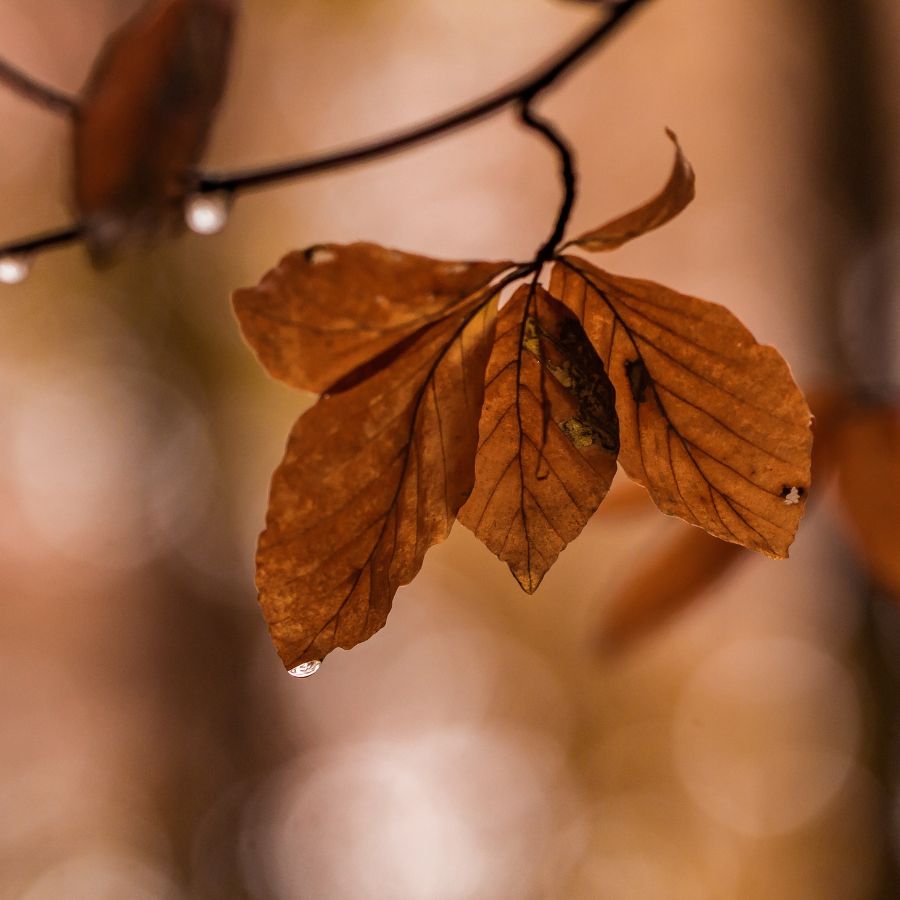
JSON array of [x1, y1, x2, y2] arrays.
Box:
[[459, 285, 618, 592], [625, 358, 650, 404], [73, 0, 237, 265], [567, 129, 695, 253], [550, 256, 812, 559], [561, 417, 596, 448]]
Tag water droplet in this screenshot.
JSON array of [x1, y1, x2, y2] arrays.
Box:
[[288, 660, 321, 678], [0, 254, 31, 285], [184, 193, 230, 235], [307, 246, 337, 265]]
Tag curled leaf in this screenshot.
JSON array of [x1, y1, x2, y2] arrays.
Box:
[[251, 283, 499, 668], [567, 129, 695, 252], [550, 256, 812, 558], [459, 284, 618, 592], [834, 403, 900, 599], [232, 243, 512, 393], [73, 0, 237, 264]]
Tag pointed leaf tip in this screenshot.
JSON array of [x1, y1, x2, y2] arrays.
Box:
[[256, 280, 502, 666], [459, 284, 619, 592], [568, 129, 695, 253]]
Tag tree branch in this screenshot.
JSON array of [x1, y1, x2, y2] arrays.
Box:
[[0, 0, 651, 262], [0, 57, 77, 115], [199, 0, 648, 194], [518, 101, 577, 263]]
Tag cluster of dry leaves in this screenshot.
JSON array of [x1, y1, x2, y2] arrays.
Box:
[[233, 135, 814, 670], [19, 0, 898, 674]]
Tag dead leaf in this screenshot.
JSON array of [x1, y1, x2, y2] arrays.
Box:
[[232, 243, 512, 393], [550, 255, 812, 558], [597, 524, 747, 654], [834, 403, 900, 598], [245, 278, 499, 668], [73, 0, 237, 264], [459, 284, 619, 591], [566, 129, 694, 252]]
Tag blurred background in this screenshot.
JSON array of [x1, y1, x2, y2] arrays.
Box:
[[1, 0, 899, 897]]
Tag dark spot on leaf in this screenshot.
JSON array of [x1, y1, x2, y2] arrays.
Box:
[[625, 358, 651, 404]]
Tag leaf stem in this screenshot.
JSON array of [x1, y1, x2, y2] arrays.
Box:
[[0, 57, 78, 115], [517, 101, 577, 263], [0, 0, 651, 261]]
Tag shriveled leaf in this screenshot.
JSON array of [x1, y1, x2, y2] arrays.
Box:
[[834, 404, 900, 598], [597, 524, 746, 655], [73, 0, 237, 264], [257, 291, 499, 669], [233, 243, 512, 393], [550, 256, 812, 558], [567, 129, 694, 252], [459, 284, 618, 592]]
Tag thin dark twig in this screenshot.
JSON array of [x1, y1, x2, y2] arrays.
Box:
[[199, 0, 648, 194], [0, 57, 77, 115], [0, 0, 650, 261], [516, 98, 576, 487], [0, 224, 82, 257], [518, 101, 577, 263]]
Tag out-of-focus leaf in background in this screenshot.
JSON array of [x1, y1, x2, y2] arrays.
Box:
[[74, 0, 237, 265]]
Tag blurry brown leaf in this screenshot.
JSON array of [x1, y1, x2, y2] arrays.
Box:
[[236, 249, 501, 668], [459, 284, 618, 592], [73, 0, 237, 264], [566, 129, 694, 252], [835, 404, 900, 598], [597, 524, 747, 655], [550, 256, 812, 558], [232, 243, 512, 393]]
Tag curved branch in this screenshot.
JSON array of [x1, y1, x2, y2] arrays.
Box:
[[0, 0, 651, 261], [518, 101, 577, 263], [199, 0, 649, 194], [0, 57, 77, 115]]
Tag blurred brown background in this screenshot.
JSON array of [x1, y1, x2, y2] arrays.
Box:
[[1, 1, 899, 897]]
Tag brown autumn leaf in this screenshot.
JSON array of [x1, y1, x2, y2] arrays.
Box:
[[834, 403, 900, 599], [235, 255, 502, 668], [550, 256, 812, 558], [566, 129, 695, 252], [594, 387, 839, 654], [458, 284, 618, 592], [232, 243, 513, 393], [73, 0, 237, 264]]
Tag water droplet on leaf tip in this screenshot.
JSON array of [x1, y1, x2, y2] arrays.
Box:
[[288, 660, 321, 678], [185, 193, 230, 235], [0, 254, 31, 285]]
